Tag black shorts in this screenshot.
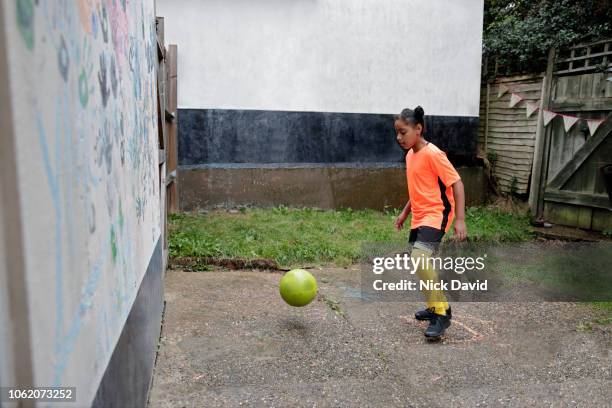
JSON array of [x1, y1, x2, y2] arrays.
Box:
[[408, 226, 445, 252]]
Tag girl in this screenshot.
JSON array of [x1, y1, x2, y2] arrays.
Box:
[[393, 106, 467, 338]]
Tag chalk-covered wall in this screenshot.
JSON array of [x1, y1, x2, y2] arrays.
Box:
[[0, 0, 160, 405]]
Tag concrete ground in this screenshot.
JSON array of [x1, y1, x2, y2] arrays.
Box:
[[148, 267, 611, 408]]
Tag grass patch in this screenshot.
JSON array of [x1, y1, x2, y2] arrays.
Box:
[[319, 294, 347, 319], [591, 301, 612, 312], [577, 302, 612, 331], [169, 205, 532, 268]]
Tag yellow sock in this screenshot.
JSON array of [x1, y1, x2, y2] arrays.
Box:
[[411, 246, 449, 315]]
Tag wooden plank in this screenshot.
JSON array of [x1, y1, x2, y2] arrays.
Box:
[[494, 170, 531, 182], [487, 117, 539, 124], [497, 176, 529, 186], [495, 160, 534, 171], [548, 112, 612, 189], [544, 202, 579, 227], [494, 74, 544, 83], [550, 97, 612, 112], [490, 150, 536, 159], [544, 189, 611, 210], [591, 73, 605, 97], [486, 138, 535, 146], [486, 114, 539, 122], [487, 144, 536, 153], [486, 109, 541, 116], [166, 170, 177, 185], [484, 83, 490, 154], [529, 48, 556, 216], [488, 126, 537, 134], [494, 157, 534, 168], [497, 178, 529, 189], [166, 44, 179, 213], [568, 39, 612, 50], [592, 208, 612, 231], [566, 75, 581, 97], [495, 157, 534, 166], [555, 64, 612, 75], [496, 171, 531, 182], [579, 74, 593, 98], [489, 99, 540, 108], [554, 76, 567, 99], [576, 206, 593, 229], [557, 50, 612, 63], [156, 17, 165, 60], [487, 143, 535, 153]]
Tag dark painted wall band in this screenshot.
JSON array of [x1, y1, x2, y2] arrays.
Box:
[[178, 109, 479, 166], [92, 238, 164, 408]]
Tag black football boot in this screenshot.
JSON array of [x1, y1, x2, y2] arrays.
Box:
[[415, 306, 452, 321], [424, 313, 451, 338]]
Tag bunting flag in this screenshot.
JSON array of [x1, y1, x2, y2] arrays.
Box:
[[543, 109, 557, 126], [525, 101, 539, 118], [509, 93, 522, 108], [562, 115, 579, 132], [586, 118, 605, 136], [496, 84, 607, 136], [498, 83, 509, 97]]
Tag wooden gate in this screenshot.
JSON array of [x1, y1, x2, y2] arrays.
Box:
[[530, 40, 612, 231]]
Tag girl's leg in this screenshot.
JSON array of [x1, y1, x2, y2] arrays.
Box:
[[410, 227, 448, 315], [411, 245, 449, 315]]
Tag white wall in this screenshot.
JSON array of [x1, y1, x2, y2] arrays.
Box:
[[158, 0, 484, 117], [0, 0, 160, 405]]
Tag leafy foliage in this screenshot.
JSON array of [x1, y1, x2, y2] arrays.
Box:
[[484, 0, 612, 74]]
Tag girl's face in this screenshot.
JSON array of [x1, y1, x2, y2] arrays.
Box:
[[394, 119, 422, 150]]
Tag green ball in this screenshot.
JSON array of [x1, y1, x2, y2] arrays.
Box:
[[279, 269, 318, 307]]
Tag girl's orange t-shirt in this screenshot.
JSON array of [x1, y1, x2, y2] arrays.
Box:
[[405, 143, 461, 232]]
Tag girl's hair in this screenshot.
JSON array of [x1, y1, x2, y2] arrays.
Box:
[[395, 106, 425, 133]]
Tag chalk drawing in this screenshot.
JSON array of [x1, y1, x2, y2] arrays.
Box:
[[77, 39, 95, 108], [98, 2, 109, 44], [97, 52, 111, 107], [57, 34, 70, 81], [17, 0, 35, 50], [110, 226, 117, 264], [76, 0, 94, 34], [111, 54, 119, 97]]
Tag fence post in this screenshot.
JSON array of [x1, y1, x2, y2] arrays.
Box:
[[528, 48, 556, 218], [166, 44, 179, 213], [484, 82, 490, 155]]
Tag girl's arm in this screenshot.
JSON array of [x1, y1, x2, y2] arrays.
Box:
[[395, 200, 411, 231], [452, 180, 467, 240]]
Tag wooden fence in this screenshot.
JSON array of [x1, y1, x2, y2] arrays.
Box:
[[530, 41, 612, 231], [481, 39, 611, 231], [156, 17, 179, 267], [479, 74, 543, 194]]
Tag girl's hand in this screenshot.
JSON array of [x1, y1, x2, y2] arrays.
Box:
[[454, 219, 467, 241], [395, 212, 409, 231]]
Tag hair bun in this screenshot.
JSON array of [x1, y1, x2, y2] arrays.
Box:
[[414, 106, 424, 120]]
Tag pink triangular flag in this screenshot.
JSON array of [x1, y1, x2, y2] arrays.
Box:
[[543, 109, 557, 126], [525, 101, 539, 118], [509, 93, 522, 108], [498, 84, 509, 98], [586, 118, 605, 136], [562, 115, 579, 132]]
